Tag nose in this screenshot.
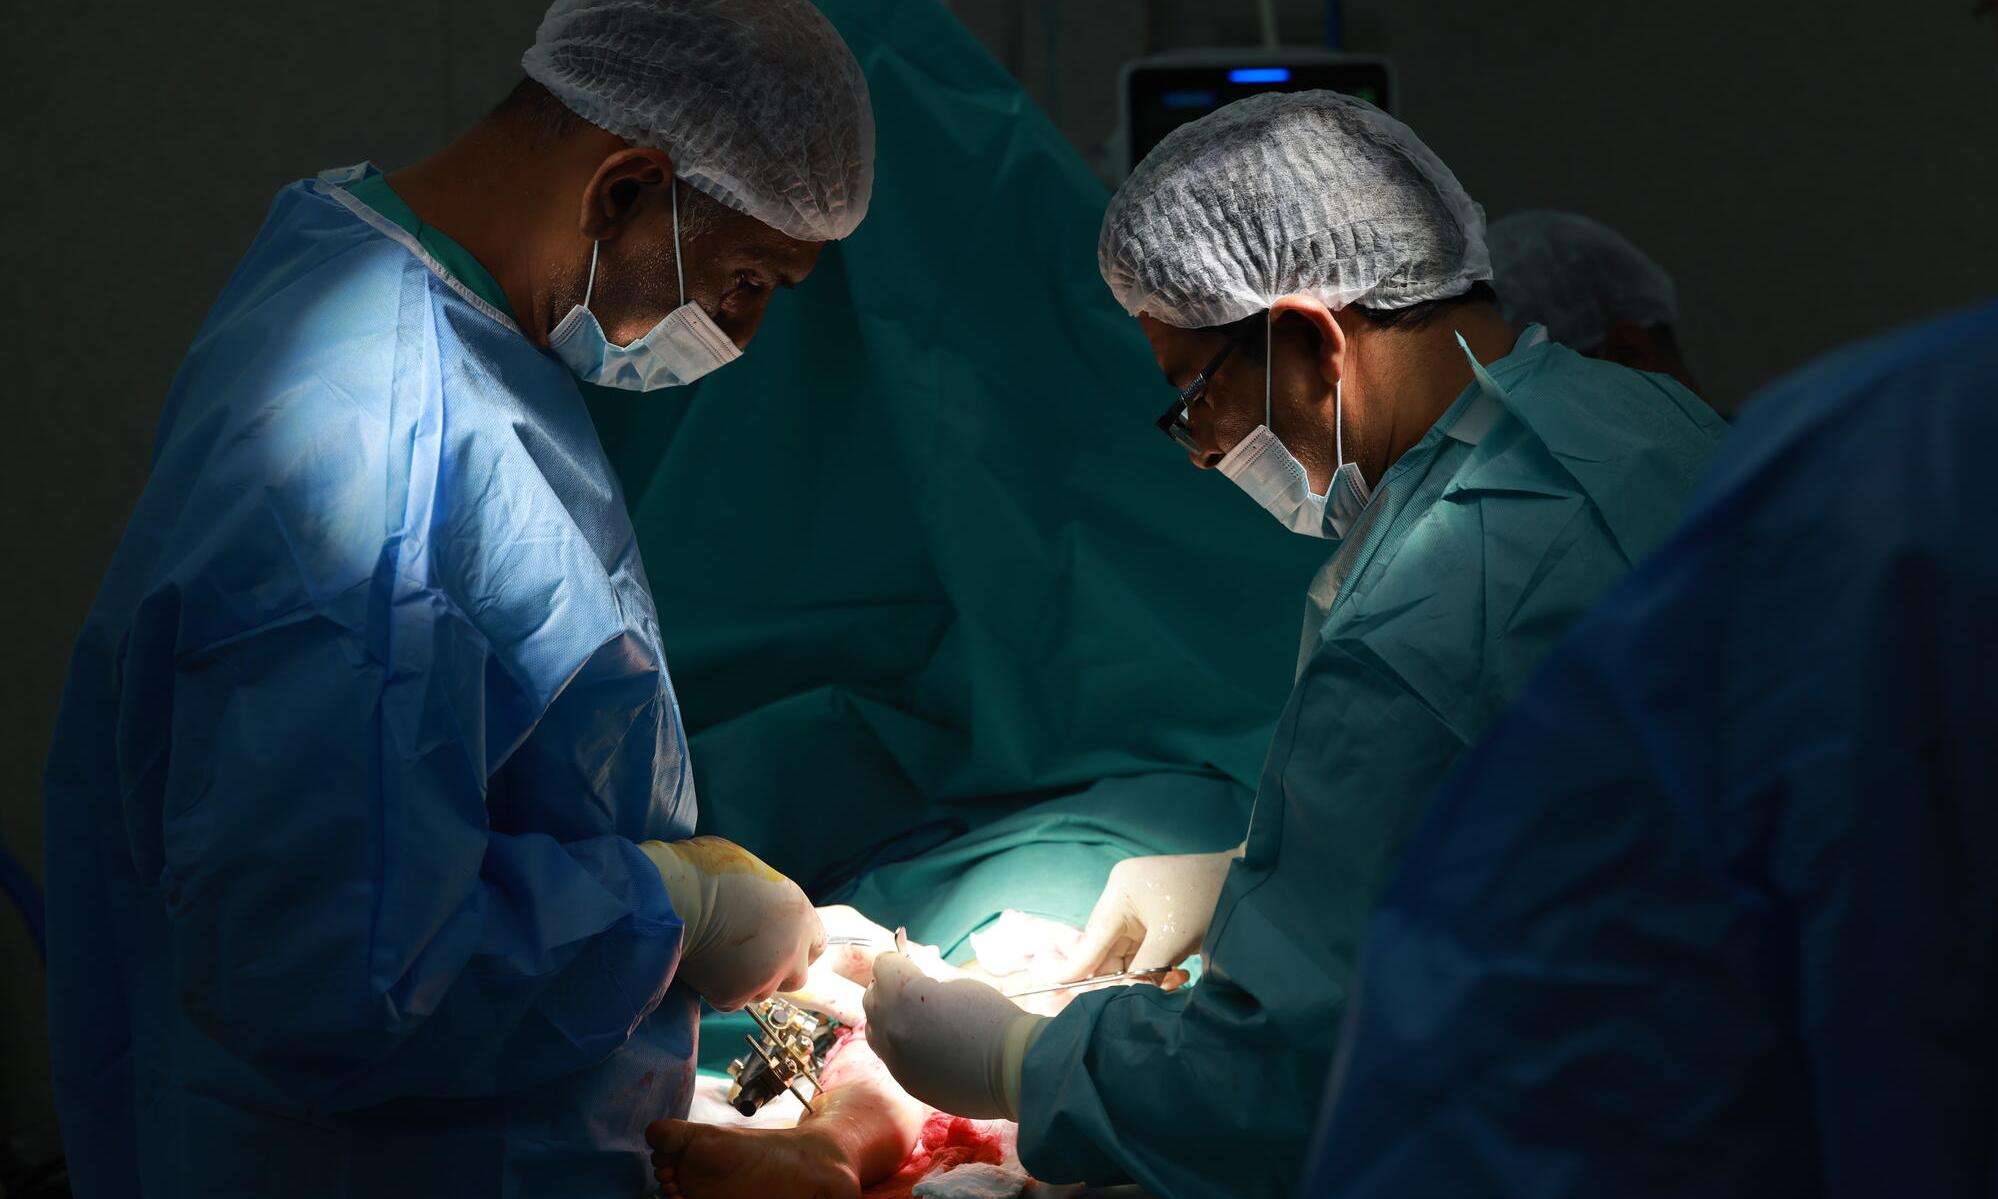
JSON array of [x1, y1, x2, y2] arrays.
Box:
[[1192, 448, 1223, 470]]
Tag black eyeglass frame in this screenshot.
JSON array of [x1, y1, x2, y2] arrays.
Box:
[[1154, 325, 1255, 453]]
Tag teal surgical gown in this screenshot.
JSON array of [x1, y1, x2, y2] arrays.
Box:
[[1016, 330, 1727, 1198], [1305, 298, 1998, 1199], [42, 164, 699, 1198]]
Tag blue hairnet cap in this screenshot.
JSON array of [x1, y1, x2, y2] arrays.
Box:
[[1099, 90, 1491, 329], [524, 0, 875, 242], [1488, 210, 1679, 352]]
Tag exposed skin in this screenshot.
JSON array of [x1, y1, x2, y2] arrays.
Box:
[[385, 113, 824, 352], [646, 940, 1126, 1199], [648, 1030, 925, 1199], [1141, 296, 1518, 493], [1591, 320, 1706, 401]]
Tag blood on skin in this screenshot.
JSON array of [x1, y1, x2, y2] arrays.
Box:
[[861, 1111, 1010, 1199]]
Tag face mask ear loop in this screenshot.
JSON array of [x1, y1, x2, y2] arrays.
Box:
[[1335, 379, 1345, 469], [1264, 308, 1273, 430], [672, 180, 686, 308], [582, 239, 601, 312], [1335, 325, 1347, 470]]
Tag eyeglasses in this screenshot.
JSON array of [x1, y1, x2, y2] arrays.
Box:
[[1154, 328, 1249, 454]]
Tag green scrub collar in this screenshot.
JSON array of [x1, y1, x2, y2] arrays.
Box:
[[343, 168, 516, 323]]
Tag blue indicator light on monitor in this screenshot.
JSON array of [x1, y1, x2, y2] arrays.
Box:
[[1229, 67, 1292, 84]]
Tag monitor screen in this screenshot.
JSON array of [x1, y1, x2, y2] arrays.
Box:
[[1126, 59, 1394, 170]]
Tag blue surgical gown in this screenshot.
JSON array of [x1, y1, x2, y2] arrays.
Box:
[[1305, 298, 1998, 1198], [42, 165, 700, 1198], [1017, 331, 1727, 1198]]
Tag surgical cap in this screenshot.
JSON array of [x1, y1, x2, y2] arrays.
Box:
[[1099, 90, 1491, 329], [1488, 210, 1679, 352], [523, 0, 874, 242]]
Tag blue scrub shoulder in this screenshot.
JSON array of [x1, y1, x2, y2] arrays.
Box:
[[134, 177, 651, 712], [1693, 297, 1998, 514]]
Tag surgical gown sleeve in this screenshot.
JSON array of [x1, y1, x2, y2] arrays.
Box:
[[1018, 645, 1464, 1198], [1308, 299, 1998, 1199], [138, 601, 685, 1112]]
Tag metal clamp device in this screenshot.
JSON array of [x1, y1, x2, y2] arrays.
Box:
[[725, 998, 841, 1118]]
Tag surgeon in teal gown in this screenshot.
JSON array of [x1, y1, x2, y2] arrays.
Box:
[[858, 92, 1726, 1199], [1304, 297, 1998, 1199]]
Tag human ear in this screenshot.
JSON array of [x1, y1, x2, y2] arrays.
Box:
[[578, 147, 675, 241], [1269, 293, 1346, 392]]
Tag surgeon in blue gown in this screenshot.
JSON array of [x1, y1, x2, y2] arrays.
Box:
[[1306, 298, 1998, 1198], [857, 92, 1726, 1199], [40, 3, 873, 1195]]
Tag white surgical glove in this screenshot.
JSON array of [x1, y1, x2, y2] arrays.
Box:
[[1048, 846, 1244, 984], [780, 904, 896, 1024], [639, 837, 822, 1013], [862, 951, 1049, 1121]]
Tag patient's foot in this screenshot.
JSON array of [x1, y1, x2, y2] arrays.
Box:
[[648, 1119, 862, 1199]]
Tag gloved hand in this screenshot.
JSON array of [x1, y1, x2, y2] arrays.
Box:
[[638, 837, 822, 1013], [862, 951, 1048, 1121], [780, 905, 896, 1024], [1047, 845, 1244, 983]]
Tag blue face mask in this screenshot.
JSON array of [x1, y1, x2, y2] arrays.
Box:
[[548, 183, 742, 391]]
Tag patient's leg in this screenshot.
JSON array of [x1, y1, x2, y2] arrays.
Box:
[[648, 1032, 930, 1199]]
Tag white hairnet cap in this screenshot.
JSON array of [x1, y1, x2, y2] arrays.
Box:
[[1099, 90, 1491, 329], [523, 0, 874, 242], [1488, 210, 1679, 352]]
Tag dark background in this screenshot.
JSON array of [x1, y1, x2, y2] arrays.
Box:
[[3, 0, 1993, 1135]]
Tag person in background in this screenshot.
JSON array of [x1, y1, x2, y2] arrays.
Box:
[[1488, 209, 1710, 403], [40, 1, 872, 1195], [856, 91, 1727, 1198]]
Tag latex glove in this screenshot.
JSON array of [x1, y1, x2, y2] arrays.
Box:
[[863, 951, 1048, 1121], [639, 837, 822, 1013], [780, 905, 895, 1024], [1047, 845, 1244, 983]]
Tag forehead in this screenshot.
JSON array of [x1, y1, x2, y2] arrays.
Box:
[[757, 236, 823, 277], [702, 204, 823, 272], [1138, 313, 1230, 378], [1138, 313, 1194, 358]]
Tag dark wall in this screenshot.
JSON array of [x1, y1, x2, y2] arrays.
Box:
[[4, 0, 1992, 1134], [1344, 0, 1998, 408]]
